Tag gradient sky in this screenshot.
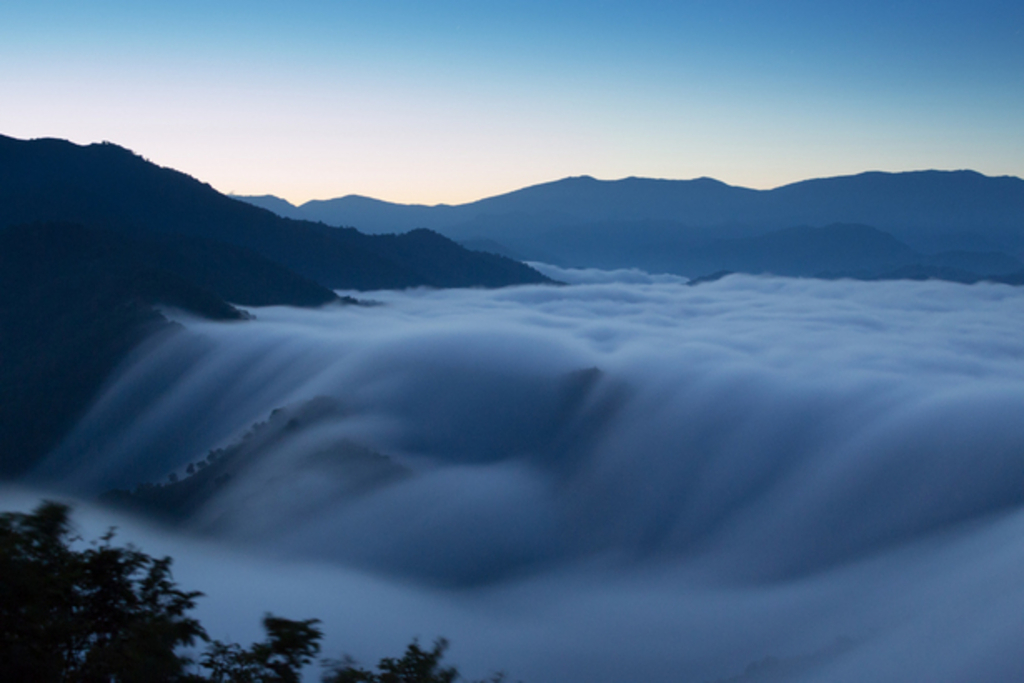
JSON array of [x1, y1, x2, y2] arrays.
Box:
[[1, 1, 1022, 204]]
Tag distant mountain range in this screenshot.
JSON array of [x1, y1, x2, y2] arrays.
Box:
[[0, 134, 551, 478], [238, 171, 1024, 278]]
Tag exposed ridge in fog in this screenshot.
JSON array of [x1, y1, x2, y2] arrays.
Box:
[[101, 396, 411, 522]]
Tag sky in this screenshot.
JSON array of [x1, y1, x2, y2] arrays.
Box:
[[1, 1, 1022, 204]]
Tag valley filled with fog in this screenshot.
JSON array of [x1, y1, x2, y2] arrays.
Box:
[[13, 269, 1024, 682]]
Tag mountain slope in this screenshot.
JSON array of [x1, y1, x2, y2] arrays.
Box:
[[702, 223, 921, 276], [0, 135, 552, 290], [0, 222, 258, 478]]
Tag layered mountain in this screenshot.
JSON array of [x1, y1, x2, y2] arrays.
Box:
[[672, 224, 1023, 279], [0, 135, 551, 290], [238, 171, 1024, 277]]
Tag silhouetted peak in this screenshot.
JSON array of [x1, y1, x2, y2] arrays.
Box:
[[1, 134, 142, 164], [777, 168, 1023, 193], [0, 133, 551, 290], [232, 193, 298, 207]]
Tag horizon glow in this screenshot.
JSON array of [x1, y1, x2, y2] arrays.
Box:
[[1, 1, 1022, 204]]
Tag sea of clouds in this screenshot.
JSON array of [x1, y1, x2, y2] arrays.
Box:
[[16, 272, 1024, 682]]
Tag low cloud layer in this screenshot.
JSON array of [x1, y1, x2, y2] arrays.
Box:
[[26, 274, 1024, 682], [526, 261, 691, 285]]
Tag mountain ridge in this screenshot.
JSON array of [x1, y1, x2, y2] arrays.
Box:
[[0, 134, 552, 290], [239, 169, 1024, 232], [237, 170, 1024, 278]]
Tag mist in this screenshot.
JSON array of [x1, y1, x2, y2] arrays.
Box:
[[19, 272, 1024, 681]]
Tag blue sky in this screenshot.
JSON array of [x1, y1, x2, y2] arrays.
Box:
[[1, 1, 1021, 203]]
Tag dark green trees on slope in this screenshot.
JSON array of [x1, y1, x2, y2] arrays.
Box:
[[0, 502, 505, 683], [0, 501, 207, 681]]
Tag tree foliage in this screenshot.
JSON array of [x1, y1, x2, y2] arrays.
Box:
[[322, 638, 459, 683], [0, 500, 205, 681], [203, 615, 322, 683], [0, 501, 506, 683]]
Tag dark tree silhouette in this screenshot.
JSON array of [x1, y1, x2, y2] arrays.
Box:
[[322, 638, 459, 683], [0, 501, 509, 683], [0, 501, 323, 682], [203, 615, 322, 683], [0, 501, 206, 681]]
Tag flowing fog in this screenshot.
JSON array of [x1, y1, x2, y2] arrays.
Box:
[[16, 270, 1024, 682]]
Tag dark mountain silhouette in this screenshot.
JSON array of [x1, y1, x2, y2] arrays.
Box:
[[922, 249, 1023, 275], [0, 135, 551, 290], [762, 171, 1024, 251], [670, 224, 1024, 281], [273, 176, 758, 235], [229, 193, 307, 220], [0, 222, 279, 478], [238, 170, 1024, 277]]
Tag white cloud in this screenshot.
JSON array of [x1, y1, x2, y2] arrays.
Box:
[[27, 274, 1024, 682], [526, 261, 691, 285]]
